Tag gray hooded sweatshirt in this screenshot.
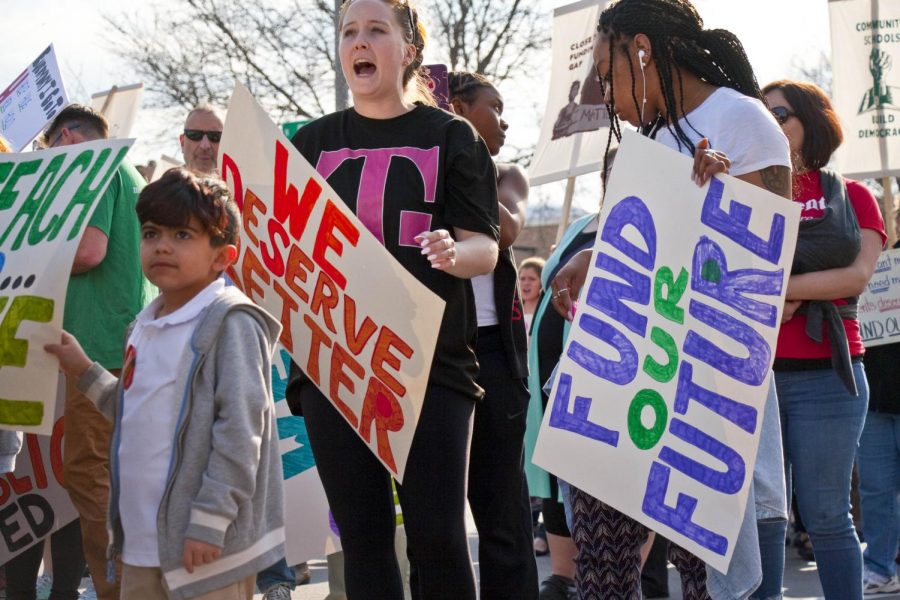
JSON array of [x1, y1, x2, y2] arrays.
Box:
[[77, 286, 285, 600]]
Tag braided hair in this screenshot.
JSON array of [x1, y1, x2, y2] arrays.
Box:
[[598, 0, 762, 167], [448, 71, 497, 104]]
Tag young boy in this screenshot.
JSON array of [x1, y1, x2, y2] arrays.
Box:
[[47, 168, 285, 600]]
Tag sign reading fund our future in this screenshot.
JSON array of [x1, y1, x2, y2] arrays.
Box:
[[219, 84, 445, 481], [0, 139, 133, 434], [532, 130, 800, 571]]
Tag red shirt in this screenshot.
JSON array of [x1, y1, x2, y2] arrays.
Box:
[[776, 171, 886, 359]]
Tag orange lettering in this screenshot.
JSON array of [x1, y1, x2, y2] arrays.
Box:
[[243, 189, 266, 247], [371, 327, 414, 398], [272, 280, 298, 353], [312, 200, 359, 290], [274, 141, 321, 240], [330, 344, 364, 428], [241, 248, 270, 304], [285, 245, 314, 305], [343, 295, 377, 356], [303, 314, 333, 386], [359, 377, 404, 475], [311, 270, 339, 334]]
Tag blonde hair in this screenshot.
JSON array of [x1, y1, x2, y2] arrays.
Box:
[[339, 0, 436, 106]]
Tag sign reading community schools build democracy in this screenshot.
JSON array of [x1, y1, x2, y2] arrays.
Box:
[[533, 130, 800, 572], [219, 84, 445, 482]]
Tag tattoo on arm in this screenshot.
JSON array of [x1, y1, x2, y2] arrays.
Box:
[[759, 165, 791, 198]]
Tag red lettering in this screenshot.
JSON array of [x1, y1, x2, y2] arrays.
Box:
[[311, 270, 339, 334], [51, 417, 64, 486], [272, 281, 299, 353], [274, 141, 322, 240], [285, 245, 314, 305], [221, 153, 244, 210], [6, 470, 32, 495], [241, 248, 270, 304], [0, 477, 8, 505], [343, 295, 377, 356], [330, 344, 364, 428], [261, 219, 289, 277], [26, 435, 46, 490], [371, 327, 414, 398], [359, 377, 405, 475], [312, 200, 360, 290], [243, 190, 266, 248], [303, 314, 333, 386]]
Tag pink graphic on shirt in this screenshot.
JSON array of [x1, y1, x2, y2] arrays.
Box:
[[316, 146, 440, 246]]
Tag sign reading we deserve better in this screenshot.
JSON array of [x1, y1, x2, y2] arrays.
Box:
[[859, 248, 900, 347], [0, 45, 68, 152], [219, 84, 445, 481], [0, 139, 133, 434], [533, 130, 800, 571]]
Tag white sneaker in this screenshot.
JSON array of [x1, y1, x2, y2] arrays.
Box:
[[262, 583, 292, 600], [864, 568, 900, 595], [79, 578, 97, 600], [35, 575, 53, 600]]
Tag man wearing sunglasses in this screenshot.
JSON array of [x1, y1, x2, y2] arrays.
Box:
[[179, 104, 224, 175], [39, 104, 148, 600]]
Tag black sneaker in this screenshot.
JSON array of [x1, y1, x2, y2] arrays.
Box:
[[539, 574, 577, 600]]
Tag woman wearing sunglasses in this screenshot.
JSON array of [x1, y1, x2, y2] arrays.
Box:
[[762, 80, 886, 599]]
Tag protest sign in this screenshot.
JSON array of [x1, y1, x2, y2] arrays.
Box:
[[532, 130, 800, 571], [859, 248, 900, 346], [0, 138, 133, 434], [148, 154, 183, 182], [0, 380, 78, 564], [0, 45, 68, 151], [830, 0, 900, 178], [219, 84, 445, 481], [529, 0, 610, 186], [90, 83, 144, 139], [271, 345, 342, 562]]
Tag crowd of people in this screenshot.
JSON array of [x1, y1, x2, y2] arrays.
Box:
[[1, 0, 899, 599]]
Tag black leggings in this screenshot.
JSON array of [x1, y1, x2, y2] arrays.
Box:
[[5, 519, 86, 600], [299, 383, 476, 600]]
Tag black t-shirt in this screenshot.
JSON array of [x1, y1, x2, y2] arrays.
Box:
[[290, 105, 500, 400], [536, 229, 597, 406]]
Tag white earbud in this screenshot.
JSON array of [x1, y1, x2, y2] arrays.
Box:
[[638, 48, 646, 61], [637, 49, 647, 127]]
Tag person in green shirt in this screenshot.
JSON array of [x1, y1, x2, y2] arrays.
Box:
[[42, 104, 147, 600]]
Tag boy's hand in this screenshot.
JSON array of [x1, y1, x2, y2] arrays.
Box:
[[182, 539, 221, 573], [44, 331, 93, 378]]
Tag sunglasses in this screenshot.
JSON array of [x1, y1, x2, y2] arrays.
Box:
[[49, 123, 82, 148], [183, 129, 222, 143], [770, 106, 796, 125]]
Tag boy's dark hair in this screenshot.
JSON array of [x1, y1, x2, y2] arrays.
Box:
[[448, 71, 497, 104], [42, 104, 109, 145], [598, 0, 762, 173], [762, 80, 842, 171], [136, 168, 239, 246]]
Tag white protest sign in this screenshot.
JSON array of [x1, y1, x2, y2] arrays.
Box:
[[830, 0, 900, 178], [90, 83, 144, 139], [219, 84, 445, 481], [859, 248, 900, 346], [270, 346, 342, 563], [533, 130, 800, 572], [0, 379, 77, 564], [148, 155, 184, 182], [529, 0, 610, 186], [0, 45, 68, 151], [0, 138, 133, 434]]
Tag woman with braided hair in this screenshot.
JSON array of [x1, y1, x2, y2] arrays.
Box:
[[548, 0, 793, 598]]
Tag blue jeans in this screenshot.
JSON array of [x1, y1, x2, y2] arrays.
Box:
[[256, 558, 296, 593], [776, 362, 869, 600], [857, 410, 900, 579]]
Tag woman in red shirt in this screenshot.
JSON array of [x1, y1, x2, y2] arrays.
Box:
[[763, 80, 886, 599]]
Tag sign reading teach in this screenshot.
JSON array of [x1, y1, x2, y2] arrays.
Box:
[[0, 139, 133, 434], [533, 130, 800, 571], [219, 84, 445, 481]]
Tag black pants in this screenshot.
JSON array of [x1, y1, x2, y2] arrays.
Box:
[[299, 383, 476, 600], [6, 519, 86, 600], [468, 326, 539, 599]]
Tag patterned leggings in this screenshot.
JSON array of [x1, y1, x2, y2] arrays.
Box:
[[569, 485, 710, 600]]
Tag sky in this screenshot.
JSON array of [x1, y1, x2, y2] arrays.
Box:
[[0, 0, 831, 210]]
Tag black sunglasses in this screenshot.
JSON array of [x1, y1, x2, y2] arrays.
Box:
[[183, 129, 222, 143], [770, 106, 796, 125]]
